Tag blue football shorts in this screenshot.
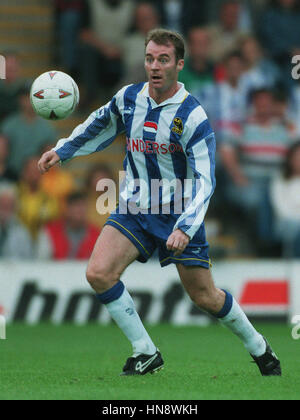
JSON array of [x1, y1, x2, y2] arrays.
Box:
[[104, 207, 211, 269]]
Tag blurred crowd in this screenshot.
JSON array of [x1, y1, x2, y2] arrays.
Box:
[[1, 0, 300, 260]]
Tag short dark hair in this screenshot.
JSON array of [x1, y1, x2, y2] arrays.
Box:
[[223, 50, 243, 64], [250, 88, 273, 102], [145, 28, 185, 62], [66, 191, 87, 205]]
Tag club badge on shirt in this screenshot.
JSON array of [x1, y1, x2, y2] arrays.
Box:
[[172, 117, 183, 135]]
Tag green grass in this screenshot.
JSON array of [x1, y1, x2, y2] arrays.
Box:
[[0, 323, 299, 400]]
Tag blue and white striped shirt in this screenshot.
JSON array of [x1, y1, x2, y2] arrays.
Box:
[[53, 82, 216, 239]]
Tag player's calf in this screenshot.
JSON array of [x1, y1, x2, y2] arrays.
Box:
[[178, 265, 226, 314], [177, 266, 277, 370]]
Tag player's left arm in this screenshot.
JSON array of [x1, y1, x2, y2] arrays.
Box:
[[43, 86, 129, 170], [53, 97, 125, 162], [166, 228, 190, 257], [38, 99, 123, 174], [170, 115, 216, 247]]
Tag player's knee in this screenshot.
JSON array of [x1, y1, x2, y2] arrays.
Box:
[[86, 264, 119, 292]]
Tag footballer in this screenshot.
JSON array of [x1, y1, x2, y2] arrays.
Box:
[[38, 29, 281, 377]]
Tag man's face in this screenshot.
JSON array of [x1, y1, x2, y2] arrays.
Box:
[[91, 171, 112, 191], [0, 192, 16, 224], [20, 94, 35, 116], [5, 55, 19, 83], [66, 200, 87, 228], [279, 0, 296, 9], [0, 136, 8, 161], [290, 146, 300, 175], [253, 93, 273, 118], [188, 29, 210, 61], [221, 3, 240, 31], [226, 57, 244, 81], [22, 158, 41, 187], [135, 4, 158, 35], [145, 41, 184, 93], [242, 39, 261, 65]]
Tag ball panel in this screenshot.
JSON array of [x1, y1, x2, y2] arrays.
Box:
[[30, 70, 80, 120]]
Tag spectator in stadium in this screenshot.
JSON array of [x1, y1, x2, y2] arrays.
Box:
[[219, 88, 294, 249], [79, 0, 135, 105], [39, 144, 75, 214], [272, 90, 297, 137], [258, 0, 300, 91], [85, 163, 115, 229], [147, 0, 209, 35], [214, 51, 247, 142], [0, 135, 17, 183], [290, 77, 300, 136], [1, 85, 57, 180], [36, 191, 100, 260], [239, 36, 282, 100], [234, 0, 256, 32], [122, 2, 160, 85], [270, 141, 300, 257], [0, 51, 27, 123], [205, 0, 266, 32], [0, 183, 33, 259], [179, 27, 216, 120], [54, 0, 85, 78], [206, 0, 250, 63], [18, 156, 59, 240]]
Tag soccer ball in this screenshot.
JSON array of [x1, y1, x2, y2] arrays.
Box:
[[30, 70, 79, 120]]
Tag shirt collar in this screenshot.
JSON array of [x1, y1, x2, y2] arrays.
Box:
[[140, 82, 188, 106]]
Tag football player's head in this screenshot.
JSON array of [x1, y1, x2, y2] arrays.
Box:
[[144, 29, 185, 92]]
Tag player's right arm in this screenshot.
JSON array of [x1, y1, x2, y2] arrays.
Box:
[[38, 88, 127, 174]]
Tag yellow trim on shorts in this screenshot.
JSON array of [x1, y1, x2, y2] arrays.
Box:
[[160, 256, 212, 267], [106, 218, 151, 256]]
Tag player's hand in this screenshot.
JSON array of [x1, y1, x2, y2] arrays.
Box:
[[38, 150, 60, 174], [166, 229, 190, 257]]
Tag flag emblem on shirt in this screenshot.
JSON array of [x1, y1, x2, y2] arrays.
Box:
[[144, 121, 158, 134], [172, 117, 183, 135]]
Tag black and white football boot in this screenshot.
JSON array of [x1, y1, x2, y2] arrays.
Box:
[[120, 350, 164, 376], [251, 337, 282, 376]]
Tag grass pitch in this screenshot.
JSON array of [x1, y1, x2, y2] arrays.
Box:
[[0, 323, 299, 400]]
